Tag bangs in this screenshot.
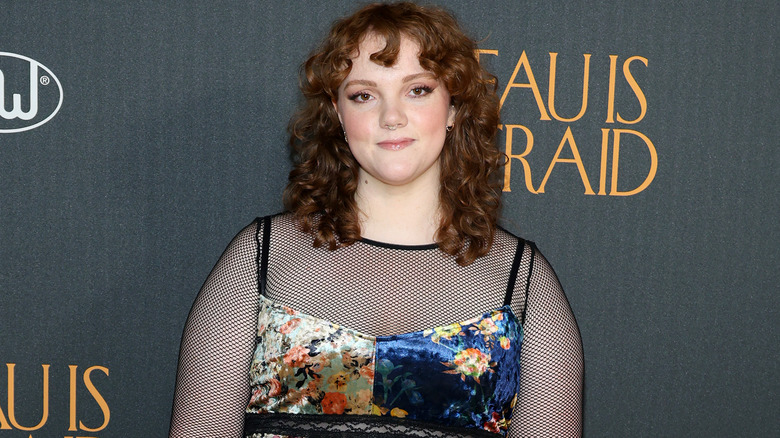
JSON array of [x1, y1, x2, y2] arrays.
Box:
[[324, 4, 455, 93]]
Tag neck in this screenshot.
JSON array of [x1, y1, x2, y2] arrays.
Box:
[[355, 170, 441, 245]]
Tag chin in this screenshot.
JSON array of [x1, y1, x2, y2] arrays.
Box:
[[362, 160, 440, 188], [376, 175, 418, 187]]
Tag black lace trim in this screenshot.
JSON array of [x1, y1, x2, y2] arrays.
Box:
[[244, 412, 501, 438]]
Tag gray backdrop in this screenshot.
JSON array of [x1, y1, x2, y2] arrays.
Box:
[[1, 1, 777, 437]]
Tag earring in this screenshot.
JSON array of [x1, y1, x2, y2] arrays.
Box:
[[446, 125, 453, 132]]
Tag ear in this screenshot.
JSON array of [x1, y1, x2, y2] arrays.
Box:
[[447, 104, 456, 127], [332, 99, 343, 125]]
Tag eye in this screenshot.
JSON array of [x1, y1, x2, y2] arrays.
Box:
[[348, 92, 373, 103], [409, 86, 434, 97]]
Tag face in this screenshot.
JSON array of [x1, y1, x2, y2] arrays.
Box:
[[334, 35, 455, 189]]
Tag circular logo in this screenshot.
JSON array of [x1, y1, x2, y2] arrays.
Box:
[[0, 52, 63, 133]]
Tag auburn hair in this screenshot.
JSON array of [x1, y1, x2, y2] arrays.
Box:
[[283, 2, 503, 265]]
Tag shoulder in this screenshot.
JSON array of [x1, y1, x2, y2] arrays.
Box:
[[223, 212, 296, 257], [494, 225, 527, 248], [214, 213, 307, 279], [493, 226, 562, 298], [212, 219, 264, 268], [253, 212, 301, 234], [492, 225, 537, 264], [255, 212, 321, 261], [494, 226, 553, 272], [257, 212, 314, 242]]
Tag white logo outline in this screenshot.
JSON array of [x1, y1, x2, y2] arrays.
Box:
[[0, 52, 63, 133]]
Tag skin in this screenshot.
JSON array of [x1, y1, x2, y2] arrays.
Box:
[[333, 35, 455, 244]]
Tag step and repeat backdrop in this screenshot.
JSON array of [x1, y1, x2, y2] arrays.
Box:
[[1, 1, 776, 437]]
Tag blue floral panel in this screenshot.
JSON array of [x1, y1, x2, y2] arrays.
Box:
[[372, 306, 523, 433]]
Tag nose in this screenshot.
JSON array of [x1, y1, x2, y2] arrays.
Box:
[[380, 98, 407, 130]]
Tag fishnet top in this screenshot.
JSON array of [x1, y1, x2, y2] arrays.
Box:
[[170, 213, 583, 437]]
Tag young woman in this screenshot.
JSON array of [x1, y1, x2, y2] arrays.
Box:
[[170, 3, 583, 437]]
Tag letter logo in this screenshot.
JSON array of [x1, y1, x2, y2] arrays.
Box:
[[0, 52, 63, 133]]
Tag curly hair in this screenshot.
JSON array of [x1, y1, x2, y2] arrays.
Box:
[[283, 1, 503, 266]]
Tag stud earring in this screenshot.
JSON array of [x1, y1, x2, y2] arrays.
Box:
[[446, 125, 453, 132]]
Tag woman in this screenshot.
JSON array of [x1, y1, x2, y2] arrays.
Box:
[[170, 2, 583, 437]]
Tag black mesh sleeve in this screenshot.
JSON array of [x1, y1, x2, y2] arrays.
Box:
[[169, 221, 260, 437], [508, 244, 584, 437]]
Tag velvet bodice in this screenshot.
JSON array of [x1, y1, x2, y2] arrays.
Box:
[[244, 294, 523, 437]]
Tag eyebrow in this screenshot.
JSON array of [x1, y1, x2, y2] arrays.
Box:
[[343, 72, 436, 89]]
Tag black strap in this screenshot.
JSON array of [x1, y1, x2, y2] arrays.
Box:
[[257, 215, 271, 297], [503, 238, 525, 306], [520, 242, 537, 325]]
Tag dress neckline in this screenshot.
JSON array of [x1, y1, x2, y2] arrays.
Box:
[[357, 237, 439, 251], [258, 294, 521, 340]]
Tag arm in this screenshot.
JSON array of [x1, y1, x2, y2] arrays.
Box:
[[169, 222, 260, 437], [508, 244, 584, 437]]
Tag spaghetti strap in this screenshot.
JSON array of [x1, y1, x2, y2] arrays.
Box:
[[503, 238, 525, 307], [257, 215, 271, 297], [520, 241, 537, 325]]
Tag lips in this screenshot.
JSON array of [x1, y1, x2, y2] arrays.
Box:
[[377, 137, 415, 151]]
